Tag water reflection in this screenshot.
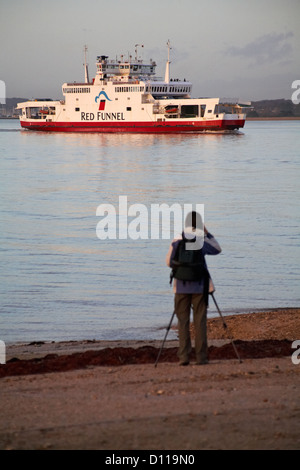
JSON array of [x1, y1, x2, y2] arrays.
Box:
[[1, 120, 299, 342]]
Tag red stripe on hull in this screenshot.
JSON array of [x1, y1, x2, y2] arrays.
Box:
[[20, 119, 245, 133]]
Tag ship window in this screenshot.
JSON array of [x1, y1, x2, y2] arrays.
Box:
[[75, 107, 80, 112], [181, 105, 199, 117], [127, 107, 132, 111]]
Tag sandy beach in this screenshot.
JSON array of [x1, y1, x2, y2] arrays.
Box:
[[0, 308, 299, 450]]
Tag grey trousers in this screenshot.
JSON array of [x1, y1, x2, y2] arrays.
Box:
[[175, 293, 208, 363]]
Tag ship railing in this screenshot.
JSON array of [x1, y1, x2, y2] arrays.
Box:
[[220, 98, 252, 109], [112, 80, 140, 85]]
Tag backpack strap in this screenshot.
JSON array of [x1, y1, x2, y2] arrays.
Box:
[[169, 237, 183, 285]]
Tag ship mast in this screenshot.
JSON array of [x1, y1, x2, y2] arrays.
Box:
[[84, 45, 90, 84], [164, 40, 171, 83], [134, 44, 144, 61]]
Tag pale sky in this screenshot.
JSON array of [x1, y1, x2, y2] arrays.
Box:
[[1, 0, 299, 101]]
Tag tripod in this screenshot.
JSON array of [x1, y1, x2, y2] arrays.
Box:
[[154, 293, 242, 366], [210, 292, 242, 363], [154, 309, 176, 368]]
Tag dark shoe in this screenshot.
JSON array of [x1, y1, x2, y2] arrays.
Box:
[[196, 359, 208, 365], [179, 361, 189, 366]]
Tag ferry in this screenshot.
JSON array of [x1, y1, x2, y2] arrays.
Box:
[[17, 43, 251, 133]]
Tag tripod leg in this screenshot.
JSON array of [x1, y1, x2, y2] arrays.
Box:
[[155, 310, 176, 368], [210, 293, 242, 363]]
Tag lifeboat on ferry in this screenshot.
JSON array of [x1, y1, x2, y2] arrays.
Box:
[[165, 105, 178, 114]]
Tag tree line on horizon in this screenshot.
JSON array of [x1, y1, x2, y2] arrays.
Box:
[[246, 99, 300, 118]]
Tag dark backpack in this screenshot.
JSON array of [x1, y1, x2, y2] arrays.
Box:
[[170, 232, 210, 304]]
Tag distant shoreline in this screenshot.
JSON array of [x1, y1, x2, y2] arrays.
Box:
[[247, 116, 300, 121]]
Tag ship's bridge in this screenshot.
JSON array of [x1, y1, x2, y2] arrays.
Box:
[[96, 55, 157, 79]]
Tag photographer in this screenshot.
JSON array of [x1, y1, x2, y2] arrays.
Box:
[[166, 211, 221, 365]]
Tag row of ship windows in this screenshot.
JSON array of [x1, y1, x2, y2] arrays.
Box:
[[63, 87, 91, 93], [100, 65, 154, 72], [115, 86, 145, 93], [114, 85, 190, 93], [146, 86, 191, 93], [63, 85, 191, 95]]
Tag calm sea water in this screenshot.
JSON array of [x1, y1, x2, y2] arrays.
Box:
[[0, 119, 299, 343]]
